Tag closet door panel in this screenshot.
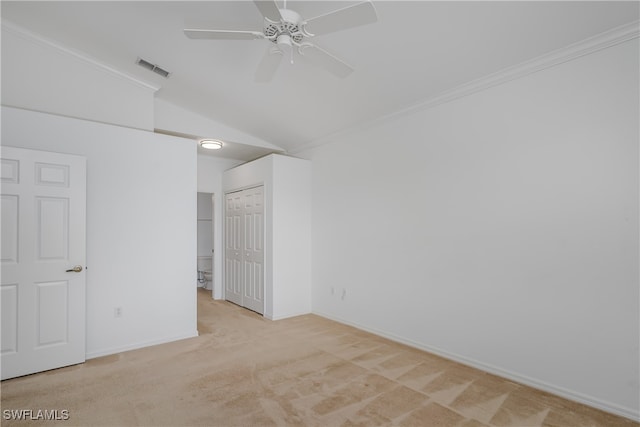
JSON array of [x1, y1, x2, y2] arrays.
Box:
[[241, 187, 264, 314], [224, 192, 242, 306]]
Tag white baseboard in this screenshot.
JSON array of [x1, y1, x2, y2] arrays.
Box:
[[312, 310, 639, 423], [267, 310, 312, 321], [85, 330, 199, 360]]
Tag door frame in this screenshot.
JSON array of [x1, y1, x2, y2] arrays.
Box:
[[196, 191, 215, 297]]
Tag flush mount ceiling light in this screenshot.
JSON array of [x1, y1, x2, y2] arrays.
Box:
[[199, 139, 223, 150]]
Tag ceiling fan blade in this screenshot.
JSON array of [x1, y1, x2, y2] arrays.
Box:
[[304, 1, 377, 36], [184, 29, 264, 40], [255, 45, 283, 82], [253, 0, 283, 22], [299, 43, 353, 78]]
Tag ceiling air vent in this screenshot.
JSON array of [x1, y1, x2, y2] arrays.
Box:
[[136, 57, 171, 78]]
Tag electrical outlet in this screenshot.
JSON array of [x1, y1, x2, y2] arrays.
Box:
[[341, 289, 347, 300], [114, 307, 123, 318]]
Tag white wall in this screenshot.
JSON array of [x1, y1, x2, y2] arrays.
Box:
[[302, 38, 639, 419], [197, 155, 241, 299], [1, 22, 156, 131], [1, 106, 198, 358], [272, 155, 312, 319], [223, 154, 312, 320]]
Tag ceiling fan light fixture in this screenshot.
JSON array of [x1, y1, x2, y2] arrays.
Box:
[[200, 139, 223, 150], [276, 34, 293, 55]]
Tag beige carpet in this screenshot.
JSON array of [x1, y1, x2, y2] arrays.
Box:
[[1, 288, 637, 427]]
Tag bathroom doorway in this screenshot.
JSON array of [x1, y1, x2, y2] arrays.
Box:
[[197, 192, 214, 295]]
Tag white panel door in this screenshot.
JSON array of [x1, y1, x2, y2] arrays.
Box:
[[224, 192, 242, 306], [1, 146, 86, 380], [224, 186, 264, 314], [241, 187, 264, 314]]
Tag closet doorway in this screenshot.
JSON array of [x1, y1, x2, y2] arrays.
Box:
[[224, 186, 264, 314]]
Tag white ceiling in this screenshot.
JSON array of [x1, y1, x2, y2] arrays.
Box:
[[2, 1, 638, 155]]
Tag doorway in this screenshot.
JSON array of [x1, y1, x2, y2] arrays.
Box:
[[197, 192, 214, 295]]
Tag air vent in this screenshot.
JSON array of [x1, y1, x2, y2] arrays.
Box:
[[136, 57, 171, 78]]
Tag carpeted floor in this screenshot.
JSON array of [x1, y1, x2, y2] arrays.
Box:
[[1, 288, 637, 427]]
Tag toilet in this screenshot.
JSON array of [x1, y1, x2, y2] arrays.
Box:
[[203, 270, 213, 283], [197, 256, 213, 289]]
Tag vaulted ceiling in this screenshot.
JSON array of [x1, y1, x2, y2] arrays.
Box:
[[2, 1, 638, 155]]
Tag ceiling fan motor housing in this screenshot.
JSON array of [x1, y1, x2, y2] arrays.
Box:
[[264, 9, 305, 46]]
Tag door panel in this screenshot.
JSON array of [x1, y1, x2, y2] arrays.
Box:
[[242, 187, 264, 314], [0, 146, 86, 380], [1, 195, 19, 263], [1, 284, 18, 354], [37, 197, 69, 260], [224, 193, 242, 306], [36, 281, 69, 346]]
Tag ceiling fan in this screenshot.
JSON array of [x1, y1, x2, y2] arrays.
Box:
[[184, 0, 377, 82]]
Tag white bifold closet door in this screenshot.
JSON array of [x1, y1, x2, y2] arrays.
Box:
[[224, 186, 264, 314]]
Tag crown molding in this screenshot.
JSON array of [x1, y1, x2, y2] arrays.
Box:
[[1, 19, 161, 92], [290, 20, 640, 155]]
